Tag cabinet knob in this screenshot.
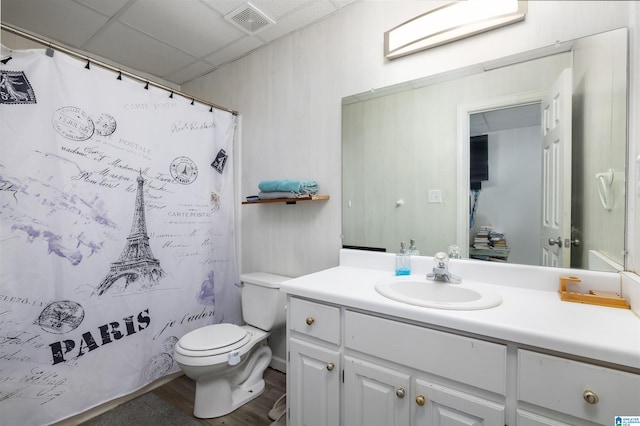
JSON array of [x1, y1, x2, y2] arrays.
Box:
[[583, 390, 599, 404], [395, 388, 406, 398], [415, 395, 426, 406], [326, 362, 334, 371], [305, 317, 315, 326]]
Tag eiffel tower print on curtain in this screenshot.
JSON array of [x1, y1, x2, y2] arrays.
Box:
[[95, 172, 164, 296]]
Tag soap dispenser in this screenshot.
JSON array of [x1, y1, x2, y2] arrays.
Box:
[[395, 242, 411, 276], [407, 239, 420, 256]]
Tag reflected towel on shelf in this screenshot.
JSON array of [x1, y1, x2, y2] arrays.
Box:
[[258, 191, 298, 200], [258, 180, 318, 196]]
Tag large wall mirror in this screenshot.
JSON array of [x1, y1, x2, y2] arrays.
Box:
[[342, 27, 627, 272]]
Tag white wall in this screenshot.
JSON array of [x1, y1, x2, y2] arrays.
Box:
[[181, 1, 639, 277]]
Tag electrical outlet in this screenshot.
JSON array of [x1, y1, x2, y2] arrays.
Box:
[[428, 189, 442, 203]]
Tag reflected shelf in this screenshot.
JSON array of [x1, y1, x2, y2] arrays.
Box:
[[242, 195, 330, 205]]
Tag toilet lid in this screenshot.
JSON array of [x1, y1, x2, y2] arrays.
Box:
[[176, 324, 250, 356]]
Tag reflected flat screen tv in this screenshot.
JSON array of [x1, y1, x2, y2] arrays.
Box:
[[470, 135, 488, 190]]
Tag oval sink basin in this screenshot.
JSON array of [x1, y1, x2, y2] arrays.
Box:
[[375, 277, 502, 310]]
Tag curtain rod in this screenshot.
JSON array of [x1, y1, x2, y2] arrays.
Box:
[[1, 23, 238, 116]]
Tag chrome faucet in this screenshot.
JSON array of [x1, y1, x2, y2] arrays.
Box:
[[426, 252, 461, 283]]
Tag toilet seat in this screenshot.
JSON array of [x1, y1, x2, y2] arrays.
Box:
[[175, 323, 251, 357]]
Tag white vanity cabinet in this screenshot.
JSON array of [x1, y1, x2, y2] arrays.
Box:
[[287, 297, 341, 426], [286, 295, 640, 426], [343, 310, 506, 426], [517, 349, 640, 425], [343, 355, 506, 426]]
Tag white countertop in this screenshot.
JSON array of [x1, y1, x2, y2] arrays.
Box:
[[280, 250, 640, 370]]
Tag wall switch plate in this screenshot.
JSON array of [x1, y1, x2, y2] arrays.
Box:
[[428, 189, 442, 203]]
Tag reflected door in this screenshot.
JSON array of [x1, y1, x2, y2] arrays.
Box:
[[541, 68, 572, 267]]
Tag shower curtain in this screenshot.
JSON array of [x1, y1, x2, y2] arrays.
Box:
[[0, 45, 241, 425]]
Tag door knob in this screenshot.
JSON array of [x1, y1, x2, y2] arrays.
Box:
[[548, 237, 562, 246], [305, 317, 315, 326], [326, 362, 334, 371], [395, 388, 405, 398], [415, 395, 426, 406]]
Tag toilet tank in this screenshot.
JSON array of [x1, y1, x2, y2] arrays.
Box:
[[241, 272, 290, 331]]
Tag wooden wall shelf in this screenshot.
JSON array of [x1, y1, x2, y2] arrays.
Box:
[[242, 195, 329, 205]]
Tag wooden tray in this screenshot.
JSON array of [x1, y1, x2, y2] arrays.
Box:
[[558, 276, 630, 309]]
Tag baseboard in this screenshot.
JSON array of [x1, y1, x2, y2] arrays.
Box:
[[51, 372, 184, 426], [270, 355, 286, 373]]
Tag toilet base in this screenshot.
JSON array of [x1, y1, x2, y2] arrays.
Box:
[[190, 343, 272, 419], [193, 377, 266, 418]]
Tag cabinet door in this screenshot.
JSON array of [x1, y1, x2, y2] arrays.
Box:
[[344, 356, 411, 426], [414, 379, 505, 426], [289, 339, 340, 426], [517, 410, 575, 426]]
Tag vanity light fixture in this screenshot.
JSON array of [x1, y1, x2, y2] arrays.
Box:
[[385, 0, 527, 59]]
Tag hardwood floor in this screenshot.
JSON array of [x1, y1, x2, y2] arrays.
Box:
[[151, 368, 286, 426]]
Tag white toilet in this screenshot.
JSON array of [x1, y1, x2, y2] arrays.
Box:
[[174, 272, 289, 419]]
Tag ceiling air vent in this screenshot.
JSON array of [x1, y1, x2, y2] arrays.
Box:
[[224, 2, 275, 35]]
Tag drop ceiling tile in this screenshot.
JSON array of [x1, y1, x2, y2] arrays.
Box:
[[199, 0, 249, 16], [2, 0, 359, 85], [86, 21, 195, 77], [204, 35, 264, 67], [74, 0, 131, 17], [1, 0, 109, 46], [119, 0, 245, 57], [249, 0, 314, 20], [202, 0, 307, 21], [164, 60, 217, 85], [257, 1, 338, 43], [331, 0, 359, 8]]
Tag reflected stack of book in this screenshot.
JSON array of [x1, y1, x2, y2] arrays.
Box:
[[473, 226, 492, 250], [470, 225, 510, 261]]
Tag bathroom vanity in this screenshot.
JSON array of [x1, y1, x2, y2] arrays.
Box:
[[281, 250, 640, 426]]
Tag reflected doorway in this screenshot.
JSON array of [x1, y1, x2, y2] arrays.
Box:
[[468, 103, 542, 266]]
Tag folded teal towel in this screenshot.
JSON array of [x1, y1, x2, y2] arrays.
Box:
[[258, 180, 318, 196]]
